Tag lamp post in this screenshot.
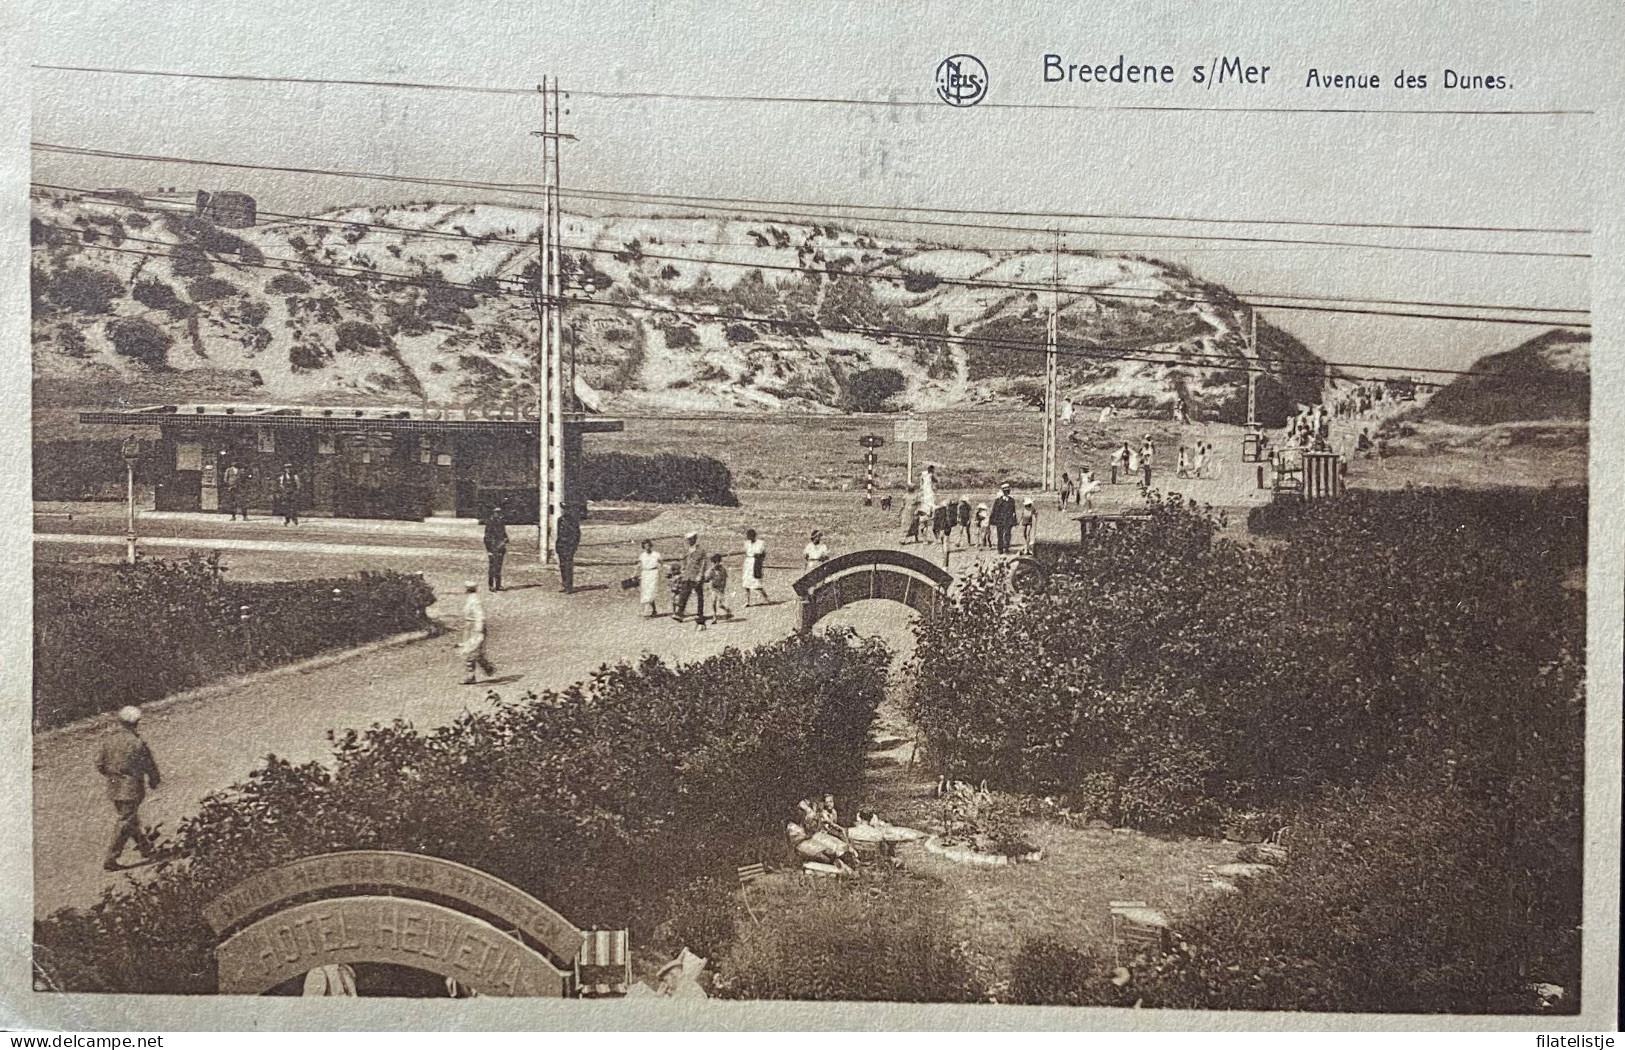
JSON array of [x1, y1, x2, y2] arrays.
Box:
[[121, 436, 142, 565]]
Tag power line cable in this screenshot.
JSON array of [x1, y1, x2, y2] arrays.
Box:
[[32, 143, 1593, 260], [37, 185, 1591, 320], [36, 221, 1566, 383], [32, 62, 1596, 118]]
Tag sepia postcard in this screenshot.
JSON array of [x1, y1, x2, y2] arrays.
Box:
[[2, 0, 1620, 1035]]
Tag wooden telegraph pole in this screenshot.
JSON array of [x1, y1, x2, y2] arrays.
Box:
[[531, 77, 575, 563], [1041, 229, 1060, 491], [1246, 306, 1259, 426]]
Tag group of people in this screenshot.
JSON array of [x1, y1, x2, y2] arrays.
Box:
[[900, 472, 1030, 555], [632, 526, 822, 628], [217, 462, 306, 525], [1109, 435, 1160, 489]]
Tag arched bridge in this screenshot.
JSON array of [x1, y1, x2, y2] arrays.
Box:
[[792, 548, 954, 631]]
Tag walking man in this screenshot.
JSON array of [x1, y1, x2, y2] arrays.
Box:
[[483, 505, 509, 592], [675, 531, 708, 629], [274, 463, 302, 525], [97, 705, 160, 871], [555, 505, 581, 594], [460, 582, 494, 685], [989, 483, 1019, 554]]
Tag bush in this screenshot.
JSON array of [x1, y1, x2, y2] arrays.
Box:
[[712, 868, 981, 1002], [847, 367, 906, 413], [33, 631, 890, 993], [33, 558, 436, 728], [908, 487, 1586, 1011], [33, 440, 148, 500], [660, 323, 699, 349], [35, 266, 125, 315], [1010, 938, 1104, 1006], [583, 451, 739, 505], [268, 273, 310, 295], [133, 278, 190, 318], [186, 276, 238, 302], [335, 320, 387, 353], [1127, 775, 1582, 1014], [106, 318, 173, 366]]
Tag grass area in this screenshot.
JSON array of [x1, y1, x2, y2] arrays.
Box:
[[920, 821, 1238, 995], [592, 409, 1207, 493]]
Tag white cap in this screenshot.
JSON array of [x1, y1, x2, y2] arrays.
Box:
[[117, 705, 142, 725], [464, 581, 478, 593], [685, 530, 698, 540], [1024, 497, 1034, 505]]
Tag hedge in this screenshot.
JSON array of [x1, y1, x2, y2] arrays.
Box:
[[907, 486, 1586, 1011], [33, 630, 890, 994], [33, 439, 152, 502], [34, 441, 739, 507], [582, 450, 740, 506], [33, 557, 435, 728]]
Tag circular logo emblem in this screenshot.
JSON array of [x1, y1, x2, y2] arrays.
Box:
[[935, 54, 988, 107]]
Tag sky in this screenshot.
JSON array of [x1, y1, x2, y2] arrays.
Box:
[[28, 0, 1603, 375]]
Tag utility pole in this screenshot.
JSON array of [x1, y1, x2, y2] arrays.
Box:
[[1246, 306, 1259, 426], [1041, 229, 1060, 491], [531, 77, 575, 564]]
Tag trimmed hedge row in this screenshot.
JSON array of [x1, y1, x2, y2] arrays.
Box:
[[34, 557, 435, 728], [33, 440, 738, 507], [582, 451, 739, 506], [33, 439, 151, 501], [33, 630, 890, 994]]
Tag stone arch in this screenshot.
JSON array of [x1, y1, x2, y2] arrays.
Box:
[[792, 549, 954, 631]]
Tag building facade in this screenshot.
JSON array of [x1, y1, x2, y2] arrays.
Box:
[[79, 403, 623, 523]]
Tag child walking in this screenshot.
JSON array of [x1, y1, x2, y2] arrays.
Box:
[[707, 553, 732, 620]]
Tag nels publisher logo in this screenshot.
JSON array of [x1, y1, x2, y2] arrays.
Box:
[[935, 54, 988, 107]]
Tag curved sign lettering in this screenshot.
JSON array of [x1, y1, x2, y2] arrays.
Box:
[[204, 850, 582, 968], [215, 896, 567, 997]]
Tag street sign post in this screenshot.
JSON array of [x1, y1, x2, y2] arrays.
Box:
[[858, 435, 884, 504], [894, 418, 927, 486]]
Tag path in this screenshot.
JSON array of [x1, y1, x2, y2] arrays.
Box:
[[33, 430, 1271, 919]]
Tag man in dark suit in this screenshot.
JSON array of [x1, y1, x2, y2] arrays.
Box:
[[989, 483, 1019, 554], [483, 505, 509, 591], [96, 705, 160, 871], [555, 505, 582, 593]]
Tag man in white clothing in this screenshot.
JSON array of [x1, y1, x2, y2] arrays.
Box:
[[460, 582, 494, 685]]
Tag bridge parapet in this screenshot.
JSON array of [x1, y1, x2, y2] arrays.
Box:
[[792, 548, 955, 631]]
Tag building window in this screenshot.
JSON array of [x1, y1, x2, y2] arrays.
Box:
[[258, 428, 276, 453], [318, 433, 336, 455], [176, 441, 202, 471]]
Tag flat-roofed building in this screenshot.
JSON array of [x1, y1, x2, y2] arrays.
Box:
[[78, 403, 623, 523]]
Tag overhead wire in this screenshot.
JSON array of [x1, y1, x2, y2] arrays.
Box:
[[32, 143, 1593, 260], [33, 220, 1554, 384], [35, 184, 1592, 322]]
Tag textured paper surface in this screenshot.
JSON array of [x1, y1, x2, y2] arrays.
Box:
[[3, 0, 1620, 1031]]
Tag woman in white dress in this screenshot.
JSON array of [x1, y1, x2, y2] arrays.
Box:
[[637, 539, 663, 617], [742, 528, 770, 606], [1078, 466, 1101, 509]]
